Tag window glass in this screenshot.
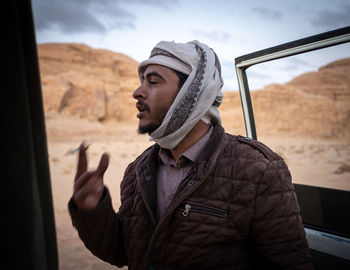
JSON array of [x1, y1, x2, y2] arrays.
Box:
[[246, 43, 350, 191]]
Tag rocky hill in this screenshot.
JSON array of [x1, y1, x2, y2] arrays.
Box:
[[38, 43, 350, 140], [38, 43, 139, 122], [222, 58, 350, 139]]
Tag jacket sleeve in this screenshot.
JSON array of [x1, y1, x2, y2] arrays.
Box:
[[251, 158, 313, 269], [68, 187, 128, 267]]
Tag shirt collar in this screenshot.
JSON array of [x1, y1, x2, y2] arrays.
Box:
[[158, 125, 213, 168]]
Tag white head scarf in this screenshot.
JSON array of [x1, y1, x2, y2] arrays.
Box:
[[138, 40, 224, 149]]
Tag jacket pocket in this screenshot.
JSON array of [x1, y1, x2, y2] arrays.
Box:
[[178, 201, 228, 218]]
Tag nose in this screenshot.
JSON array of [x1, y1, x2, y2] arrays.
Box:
[[132, 83, 147, 100]]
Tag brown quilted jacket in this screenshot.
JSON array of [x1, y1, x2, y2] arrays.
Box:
[[69, 124, 313, 270]]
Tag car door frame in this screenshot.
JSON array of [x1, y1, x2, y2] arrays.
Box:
[[234, 26, 350, 269]]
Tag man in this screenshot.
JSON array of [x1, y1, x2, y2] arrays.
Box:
[[69, 40, 313, 270]]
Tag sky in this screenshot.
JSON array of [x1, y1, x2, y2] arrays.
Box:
[[32, 0, 350, 91]]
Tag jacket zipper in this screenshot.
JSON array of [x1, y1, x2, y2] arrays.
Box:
[[182, 204, 192, 216], [179, 201, 228, 218]]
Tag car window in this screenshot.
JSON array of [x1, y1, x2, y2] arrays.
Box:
[[246, 44, 350, 191]]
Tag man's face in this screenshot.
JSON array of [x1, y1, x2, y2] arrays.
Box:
[[133, 64, 180, 134]]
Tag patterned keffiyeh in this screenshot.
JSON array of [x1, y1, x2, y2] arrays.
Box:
[[138, 40, 224, 149]]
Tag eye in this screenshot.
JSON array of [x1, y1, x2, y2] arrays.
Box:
[[149, 80, 158, 85]]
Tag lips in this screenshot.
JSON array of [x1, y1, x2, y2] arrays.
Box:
[[136, 101, 150, 118]]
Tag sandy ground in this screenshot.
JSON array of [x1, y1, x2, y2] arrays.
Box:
[[45, 112, 350, 270]]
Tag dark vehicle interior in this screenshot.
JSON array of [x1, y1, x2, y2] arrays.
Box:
[[4, 1, 58, 269], [3, 1, 349, 269]]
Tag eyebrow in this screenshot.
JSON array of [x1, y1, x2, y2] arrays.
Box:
[[142, 71, 165, 82]]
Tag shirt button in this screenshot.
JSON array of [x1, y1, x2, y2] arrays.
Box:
[[188, 180, 195, 187], [145, 175, 151, 181]]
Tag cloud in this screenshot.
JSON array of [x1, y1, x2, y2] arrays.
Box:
[[32, 0, 178, 34], [32, 0, 136, 34], [126, 0, 179, 9], [247, 69, 273, 80], [245, 67, 276, 90], [220, 60, 237, 90], [310, 3, 350, 28], [191, 29, 231, 43], [221, 60, 235, 71], [282, 57, 315, 71], [251, 7, 282, 20]]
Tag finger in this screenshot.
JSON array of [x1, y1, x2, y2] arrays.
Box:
[[74, 141, 89, 182], [73, 176, 96, 202], [73, 177, 104, 208], [83, 196, 100, 210], [75, 177, 104, 199], [74, 171, 95, 191], [82, 186, 103, 210], [74, 152, 107, 191], [95, 153, 109, 177]]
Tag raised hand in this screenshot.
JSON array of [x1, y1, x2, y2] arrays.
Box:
[[72, 142, 109, 210]]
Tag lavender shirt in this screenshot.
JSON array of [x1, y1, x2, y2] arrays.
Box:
[[156, 126, 213, 221]]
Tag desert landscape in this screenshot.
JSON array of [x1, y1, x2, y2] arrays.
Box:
[[38, 43, 350, 269]]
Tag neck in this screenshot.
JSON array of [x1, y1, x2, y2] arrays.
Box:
[[170, 120, 210, 161]]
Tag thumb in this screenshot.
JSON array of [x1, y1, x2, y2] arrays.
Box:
[[95, 152, 109, 177]]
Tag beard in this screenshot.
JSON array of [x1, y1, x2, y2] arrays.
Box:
[[137, 106, 168, 135], [138, 122, 160, 134]]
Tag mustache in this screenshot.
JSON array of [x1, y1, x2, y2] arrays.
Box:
[[136, 100, 150, 112]]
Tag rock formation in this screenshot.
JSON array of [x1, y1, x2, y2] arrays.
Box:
[[222, 58, 350, 139], [38, 43, 350, 140], [38, 43, 139, 122]]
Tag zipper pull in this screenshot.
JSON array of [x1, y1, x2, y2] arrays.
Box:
[[182, 203, 191, 216]]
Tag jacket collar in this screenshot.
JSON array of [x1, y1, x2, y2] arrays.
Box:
[[136, 124, 226, 226]]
